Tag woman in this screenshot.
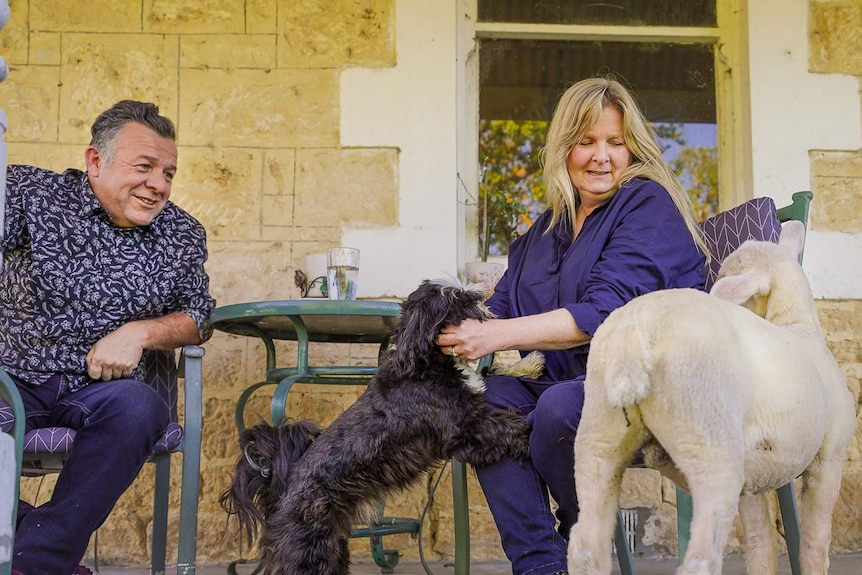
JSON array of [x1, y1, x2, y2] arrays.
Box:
[[436, 77, 707, 575]]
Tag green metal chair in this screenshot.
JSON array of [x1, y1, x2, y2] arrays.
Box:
[[451, 192, 812, 575], [0, 345, 205, 575]]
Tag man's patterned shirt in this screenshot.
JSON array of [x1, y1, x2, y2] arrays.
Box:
[[0, 165, 216, 391]]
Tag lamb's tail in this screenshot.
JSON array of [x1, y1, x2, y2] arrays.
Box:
[[592, 309, 657, 408]]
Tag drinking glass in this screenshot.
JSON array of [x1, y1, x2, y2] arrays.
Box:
[[327, 247, 360, 300]]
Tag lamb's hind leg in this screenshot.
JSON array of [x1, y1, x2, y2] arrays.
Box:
[[798, 454, 847, 575], [567, 405, 645, 575], [739, 492, 778, 575], [671, 451, 744, 575]]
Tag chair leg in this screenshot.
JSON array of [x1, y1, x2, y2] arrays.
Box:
[[777, 482, 801, 575], [615, 510, 636, 575], [676, 488, 693, 564], [176, 447, 200, 575], [151, 454, 170, 575], [177, 345, 204, 575], [451, 459, 470, 575]]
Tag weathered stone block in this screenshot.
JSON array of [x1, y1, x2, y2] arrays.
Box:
[[620, 467, 663, 509], [144, 0, 245, 34], [263, 149, 296, 196], [207, 241, 297, 304], [638, 503, 679, 556], [31, 0, 142, 33], [262, 194, 294, 227], [248, 0, 277, 34], [6, 143, 81, 172], [810, 176, 862, 231], [0, 66, 61, 142], [180, 35, 276, 69], [173, 146, 264, 241], [433, 466, 502, 558], [277, 0, 395, 68], [0, 0, 29, 65], [295, 148, 399, 227], [58, 34, 178, 144], [834, 462, 862, 550], [179, 68, 339, 148], [260, 225, 341, 244], [30, 32, 61, 66], [810, 0, 862, 75], [811, 150, 862, 178]]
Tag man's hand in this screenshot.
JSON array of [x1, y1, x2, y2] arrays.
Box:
[[85, 323, 146, 381], [85, 312, 201, 381]]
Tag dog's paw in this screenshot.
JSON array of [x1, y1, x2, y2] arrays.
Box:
[[449, 409, 531, 466], [496, 410, 531, 460]]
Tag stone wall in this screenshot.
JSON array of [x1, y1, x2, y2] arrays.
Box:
[[0, 0, 860, 567]]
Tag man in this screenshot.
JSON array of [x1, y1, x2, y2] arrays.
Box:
[[0, 100, 216, 575]]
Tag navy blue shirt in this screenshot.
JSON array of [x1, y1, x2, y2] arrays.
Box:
[[0, 165, 216, 391], [487, 178, 705, 383]]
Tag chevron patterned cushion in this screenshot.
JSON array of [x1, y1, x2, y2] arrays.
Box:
[[1, 349, 185, 474], [697, 197, 782, 291]]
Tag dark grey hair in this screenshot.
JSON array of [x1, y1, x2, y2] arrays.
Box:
[[89, 100, 176, 163]]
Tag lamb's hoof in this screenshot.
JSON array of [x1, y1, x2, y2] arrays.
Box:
[[567, 548, 606, 575], [676, 558, 713, 575]]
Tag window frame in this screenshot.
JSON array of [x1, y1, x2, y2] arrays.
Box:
[[455, 0, 751, 265]]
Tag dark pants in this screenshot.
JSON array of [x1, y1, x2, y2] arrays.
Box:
[[11, 373, 169, 575], [475, 375, 585, 575]]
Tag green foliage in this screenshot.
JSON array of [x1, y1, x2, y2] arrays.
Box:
[[478, 119, 547, 259], [671, 146, 719, 221], [477, 119, 719, 257]]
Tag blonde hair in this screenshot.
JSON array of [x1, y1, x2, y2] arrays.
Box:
[[540, 77, 707, 255]]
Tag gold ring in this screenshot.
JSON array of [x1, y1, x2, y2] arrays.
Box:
[[450, 346, 458, 357]]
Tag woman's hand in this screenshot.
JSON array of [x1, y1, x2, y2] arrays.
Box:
[[435, 318, 498, 361]]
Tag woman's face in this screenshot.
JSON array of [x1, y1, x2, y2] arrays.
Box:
[[566, 105, 632, 210]]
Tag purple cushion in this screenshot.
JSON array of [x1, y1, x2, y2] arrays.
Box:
[[0, 402, 12, 433], [24, 427, 76, 453], [2, 349, 185, 474], [697, 197, 782, 291]]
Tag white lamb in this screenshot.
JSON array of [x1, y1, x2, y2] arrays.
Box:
[[567, 221, 856, 575]]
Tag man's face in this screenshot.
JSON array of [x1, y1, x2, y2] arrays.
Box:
[[85, 122, 178, 228]]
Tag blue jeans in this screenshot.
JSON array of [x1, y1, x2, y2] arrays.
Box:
[[11, 373, 169, 575], [476, 375, 585, 575]]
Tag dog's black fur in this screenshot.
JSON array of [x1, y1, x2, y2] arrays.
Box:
[[220, 279, 533, 575]]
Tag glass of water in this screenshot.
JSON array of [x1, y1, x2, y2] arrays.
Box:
[[326, 247, 360, 300]]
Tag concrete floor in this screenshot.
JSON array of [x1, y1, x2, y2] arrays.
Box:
[[94, 552, 862, 575]]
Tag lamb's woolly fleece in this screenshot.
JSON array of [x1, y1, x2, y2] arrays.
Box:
[[567, 221, 856, 575]]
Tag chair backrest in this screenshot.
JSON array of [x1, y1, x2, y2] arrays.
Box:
[[696, 191, 812, 290]]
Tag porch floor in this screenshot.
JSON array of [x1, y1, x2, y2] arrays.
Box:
[[94, 552, 862, 575]]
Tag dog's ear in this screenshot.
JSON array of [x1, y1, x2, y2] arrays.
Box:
[[268, 419, 321, 493], [219, 419, 320, 543], [390, 280, 455, 375]]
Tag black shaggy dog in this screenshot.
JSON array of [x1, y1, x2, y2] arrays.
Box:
[[221, 279, 542, 575]]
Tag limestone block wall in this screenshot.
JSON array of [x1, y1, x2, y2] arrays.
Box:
[[0, 0, 860, 568]]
